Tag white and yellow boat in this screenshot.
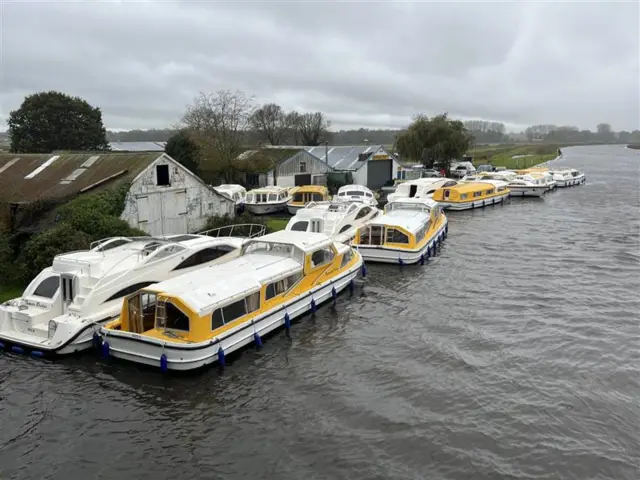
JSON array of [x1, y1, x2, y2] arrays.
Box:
[[352, 197, 448, 265], [98, 231, 363, 371], [286, 185, 330, 214], [432, 181, 510, 210]]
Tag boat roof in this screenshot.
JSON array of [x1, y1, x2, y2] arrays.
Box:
[[371, 208, 429, 232], [214, 184, 246, 192], [337, 184, 373, 194], [148, 253, 303, 315], [53, 235, 245, 277], [248, 186, 288, 194], [443, 182, 500, 193], [251, 230, 333, 252], [293, 185, 328, 193]]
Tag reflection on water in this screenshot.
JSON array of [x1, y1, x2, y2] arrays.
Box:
[[1, 145, 639, 480]]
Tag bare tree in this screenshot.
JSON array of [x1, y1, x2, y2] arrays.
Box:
[[182, 90, 255, 181], [298, 112, 331, 146], [285, 111, 302, 145], [249, 103, 292, 145]]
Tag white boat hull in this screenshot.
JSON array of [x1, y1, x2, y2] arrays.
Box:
[[286, 204, 305, 215], [437, 192, 509, 211], [246, 202, 287, 215], [0, 310, 117, 355], [355, 218, 448, 265], [98, 258, 363, 371], [508, 186, 546, 197]]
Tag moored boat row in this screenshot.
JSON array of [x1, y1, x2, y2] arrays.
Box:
[[0, 161, 586, 371]]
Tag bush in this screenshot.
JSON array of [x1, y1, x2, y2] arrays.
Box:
[[17, 223, 93, 284]]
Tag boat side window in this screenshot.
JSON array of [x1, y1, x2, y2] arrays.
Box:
[[340, 249, 353, 268], [211, 309, 224, 330], [246, 193, 254, 203], [486, 189, 494, 195], [104, 281, 158, 303], [312, 193, 324, 201], [222, 299, 246, 324], [165, 302, 189, 331], [359, 227, 371, 244], [293, 192, 304, 202], [95, 239, 130, 252], [444, 190, 450, 198], [265, 272, 303, 300], [370, 225, 384, 245], [460, 193, 468, 200], [386, 228, 409, 244], [173, 247, 232, 271], [473, 191, 482, 198], [268, 194, 277, 202], [355, 207, 371, 219], [338, 224, 352, 234], [311, 248, 334, 268], [339, 192, 346, 196], [33, 276, 60, 298], [291, 221, 309, 232]]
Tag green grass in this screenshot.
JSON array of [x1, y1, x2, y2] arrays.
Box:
[[266, 217, 289, 232], [468, 144, 560, 169], [0, 285, 23, 303]]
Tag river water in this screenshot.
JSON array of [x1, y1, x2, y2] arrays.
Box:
[[1, 145, 639, 480]]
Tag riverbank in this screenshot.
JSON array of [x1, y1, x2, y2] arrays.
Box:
[[468, 144, 559, 169], [626, 143, 640, 150]]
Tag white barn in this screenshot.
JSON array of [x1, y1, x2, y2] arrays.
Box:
[[120, 153, 235, 235], [0, 151, 234, 237]]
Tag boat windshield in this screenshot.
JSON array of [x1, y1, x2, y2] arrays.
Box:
[[244, 241, 295, 257], [385, 202, 429, 214]]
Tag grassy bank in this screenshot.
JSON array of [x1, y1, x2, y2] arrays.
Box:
[[627, 143, 640, 150], [468, 144, 560, 169], [265, 217, 289, 232], [0, 285, 22, 303]]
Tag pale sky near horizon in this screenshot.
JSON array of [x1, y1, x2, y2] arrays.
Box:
[[1, 0, 638, 133]]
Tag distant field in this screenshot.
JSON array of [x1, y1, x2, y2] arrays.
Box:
[[469, 144, 560, 169]]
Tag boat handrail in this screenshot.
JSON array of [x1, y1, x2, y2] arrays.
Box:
[[197, 223, 267, 239]]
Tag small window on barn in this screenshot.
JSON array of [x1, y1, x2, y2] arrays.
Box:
[[156, 165, 170, 186], [299, 161, 307, 173]]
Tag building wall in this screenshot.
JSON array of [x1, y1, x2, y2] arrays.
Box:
[[121, 154, 234, 236], [268, 151, 331, 187], [351, 147, 401, 188]]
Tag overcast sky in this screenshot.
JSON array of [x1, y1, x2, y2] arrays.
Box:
[[1, 0, 638, 132]]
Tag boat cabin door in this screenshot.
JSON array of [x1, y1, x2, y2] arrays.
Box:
[[370, 225, 383, 246], [409, 184, 418, 198], [60, 274, 76, 313], [310, 219, 323, 233]]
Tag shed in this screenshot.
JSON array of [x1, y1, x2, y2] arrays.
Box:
[[0, 152, 234, 236], [234, 148, 329, 188], [266, 145, 400, 189]]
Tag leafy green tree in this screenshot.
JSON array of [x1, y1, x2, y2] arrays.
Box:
[[165, 129, 202, 175], [395, 113, 472, 173], [8, 91, 110, 153]]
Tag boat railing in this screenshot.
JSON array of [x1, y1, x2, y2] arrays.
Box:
[[198, 223, 267, 239]]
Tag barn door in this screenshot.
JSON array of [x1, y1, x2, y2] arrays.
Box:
[[161, 190, 188, 235]]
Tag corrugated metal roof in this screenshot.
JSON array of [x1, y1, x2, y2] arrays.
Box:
[[266, 145, 390, 170], [0, 152, 163, 203], [109, 141, 166, 151]]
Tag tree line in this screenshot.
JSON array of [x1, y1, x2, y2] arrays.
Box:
[[524, 123, 640, 144]]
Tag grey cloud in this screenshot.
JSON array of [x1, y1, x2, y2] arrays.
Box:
[[1, 0, 638, 132]]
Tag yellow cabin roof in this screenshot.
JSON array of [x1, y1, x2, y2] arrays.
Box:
[[516, 167, 549, 174], [294, 185, 329, 194], [440, 182, 496, 194]]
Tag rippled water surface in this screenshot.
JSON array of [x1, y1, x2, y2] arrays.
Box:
[[1, 145, 639, 480]]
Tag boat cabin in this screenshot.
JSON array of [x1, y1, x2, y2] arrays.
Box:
[[245, 186, 289, 204], [353, 199, 442, 250], [432, 182, 507, 204], [289, 185, 329, 205], [107, 231, 357, 343]]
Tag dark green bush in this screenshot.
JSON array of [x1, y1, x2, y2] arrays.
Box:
[[17, 223, 92, 284]]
